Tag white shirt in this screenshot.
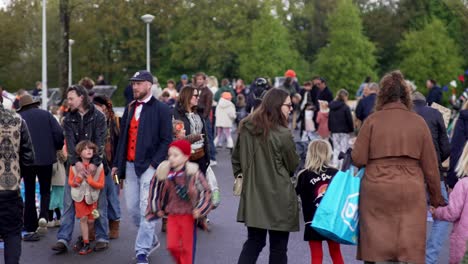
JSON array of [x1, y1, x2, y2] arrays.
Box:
[[135, 94, 152, 120]]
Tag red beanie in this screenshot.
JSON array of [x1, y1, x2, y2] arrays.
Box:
[[285, 69, 296, 78], [169, 140, 192, 156]]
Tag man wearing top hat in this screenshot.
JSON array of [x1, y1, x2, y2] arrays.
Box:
[[112, 70, 172, 264], [17, 94, 64, 241]]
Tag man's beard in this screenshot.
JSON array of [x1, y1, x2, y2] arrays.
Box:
[[134, 90, 149, 100]]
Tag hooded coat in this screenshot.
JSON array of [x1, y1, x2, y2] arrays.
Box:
[[215, 98, 236, 128], [232, 120, 300, 232], [328, 100, 354, 133]]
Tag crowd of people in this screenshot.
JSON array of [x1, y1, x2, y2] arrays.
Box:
[[0, 68, 467, 264]]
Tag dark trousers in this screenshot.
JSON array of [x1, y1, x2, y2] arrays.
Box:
[[1, 231, 22, 264], [238, 227, 290, 264], [22, 165, 53, 232]]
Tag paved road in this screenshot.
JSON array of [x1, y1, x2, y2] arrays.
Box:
[[4, 147, 450, 264]]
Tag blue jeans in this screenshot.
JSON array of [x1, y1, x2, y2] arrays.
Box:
[[426, 181, 450, 264], [124, 162, 158, 256], [57, 169, 110, 247], [106, 172, 121, 221], [205, 117, 216, 161]]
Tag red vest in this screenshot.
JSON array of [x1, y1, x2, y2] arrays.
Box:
[[126, 111, 140, 161]]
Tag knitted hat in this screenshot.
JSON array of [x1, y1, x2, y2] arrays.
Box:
[[221, 92, 232, 100], [169, 140, 192, 156], [284, 69, 296, 78]]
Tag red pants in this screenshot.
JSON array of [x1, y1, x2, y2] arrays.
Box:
[[167, 214, 196, 264], [309, 240, 344, 264]]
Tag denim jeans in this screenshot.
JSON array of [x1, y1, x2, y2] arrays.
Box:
[[106, 171, 121, 221], [426, 181, 450, 264], [124, 162, 158, 256], [57, 168, 110, 247], [205, 117, 216, 161]]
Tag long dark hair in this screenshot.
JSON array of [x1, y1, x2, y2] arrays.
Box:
[[375, 70, 413, 111], [67, 85, 91, 110], [240, 88, 289, 138], [178, 85, 197, 113]]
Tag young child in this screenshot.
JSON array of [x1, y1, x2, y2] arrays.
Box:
[[316, 100, 330, 139], [48, 148, 67, 227], [295, 140, 344, 264], [301, 103, 317, 142], [214, 92, 236, 149], [431, 143, 468, 264], [156, 140, 212, 264], [69, 140, 105, 255]]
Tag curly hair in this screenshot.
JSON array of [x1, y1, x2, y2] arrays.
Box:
[[374, 71, 413, 111]]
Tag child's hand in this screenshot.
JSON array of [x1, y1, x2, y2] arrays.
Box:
[[157, 211, 165, 218], [193, 209, 201, 219], [429, 206, 436, 215]]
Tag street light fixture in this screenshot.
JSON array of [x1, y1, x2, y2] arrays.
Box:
[[68, 39, 75, 88], [41, 0, 47, 109], [141, 14, 155, 72]]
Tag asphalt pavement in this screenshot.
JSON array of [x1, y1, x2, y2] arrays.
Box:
[[3, 147, 450, 264]]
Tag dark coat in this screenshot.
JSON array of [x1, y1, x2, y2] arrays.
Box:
[[172, 105, 210, 163], [447, 109, 468, 188], [232, 120, 300, 232], [352, 102, 444, 263], [19, 107, 64, 166], [413, 100, 450, 177], [317, 87, 333, 103], [328, 100, 354, 133], [355, 93, 377, 121], [427, 85, 442, 106], [63, 104, 106, 167], [113, 97, 172, 179]]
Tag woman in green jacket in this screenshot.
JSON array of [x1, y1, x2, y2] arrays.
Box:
[[232, 88, 300, 264]]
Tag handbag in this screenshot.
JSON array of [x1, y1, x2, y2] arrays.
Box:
[[190, 147, 205, 161], [311, 167, 364, 245]]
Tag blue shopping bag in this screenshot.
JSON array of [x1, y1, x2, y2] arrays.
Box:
[[311, 167, 364, 245]]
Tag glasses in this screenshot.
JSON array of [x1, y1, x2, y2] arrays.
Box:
[[283, 103, 293, 108]]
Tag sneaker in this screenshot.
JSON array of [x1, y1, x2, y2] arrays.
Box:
[[73, 236, 84, 252], [23, 232, 41, 242], [51, 241, 67, 254], [94, 241, 109, 252], [79, 243, 92, 255], [148, 241, 160, 256], [54, 219, 61, 227], [210, 160, 217, 166], [136, 254, 149, 264], [47, 221, 55, 228], [36, 218, 48, 235]]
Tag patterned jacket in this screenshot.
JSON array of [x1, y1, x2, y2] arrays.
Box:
[[0, 104, 34, 191]]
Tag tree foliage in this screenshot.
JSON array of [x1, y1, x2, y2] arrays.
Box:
[[313, 0, 377, 96], [397, 18, 463, 90]]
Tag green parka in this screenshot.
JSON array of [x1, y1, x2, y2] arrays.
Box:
[[232, 120, 300, 232]]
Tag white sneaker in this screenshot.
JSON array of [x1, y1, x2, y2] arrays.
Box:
[[54, 219, 61, 227], [47, 221, 55, 228], [37, 218, 48, 235], [210, 160, 217, 166]]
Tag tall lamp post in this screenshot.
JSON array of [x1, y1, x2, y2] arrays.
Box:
[[141, 14, 155, 72], [41, 0, 48, 110], [68, 39, 74, 87]]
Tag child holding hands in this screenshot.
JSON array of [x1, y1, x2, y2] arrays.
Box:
[[431, 143, 468, 264], [156, 140, 212, 264], [69, 140, 105, 255], [295, 140, 344, 264]]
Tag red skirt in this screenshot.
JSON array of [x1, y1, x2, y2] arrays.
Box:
[[74, 200, 97, 220]]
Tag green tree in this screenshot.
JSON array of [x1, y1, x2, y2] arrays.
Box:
[[238, 11, 307, 82], [313, 0, 377, 96], [397, 18, 463, 90]]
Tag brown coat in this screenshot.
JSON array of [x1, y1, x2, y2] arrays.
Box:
[[351, 102, 445, 263]]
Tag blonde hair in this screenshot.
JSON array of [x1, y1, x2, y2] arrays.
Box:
[[456, 142, 468, 178], [304, 139, 333, 173]]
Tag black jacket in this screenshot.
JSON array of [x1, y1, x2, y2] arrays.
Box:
[[447, 109, 468, 188], [173, 105, 210, 163], [317, 87, 333, 103], [427, 85, 442, 106], [413, 100, 450, 178], [113, 97, 173, 179], [328, 100, 354, 133], [355, 93, 377, 122], [18, 106, 64, 166], [63, 104, 106, 167]]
